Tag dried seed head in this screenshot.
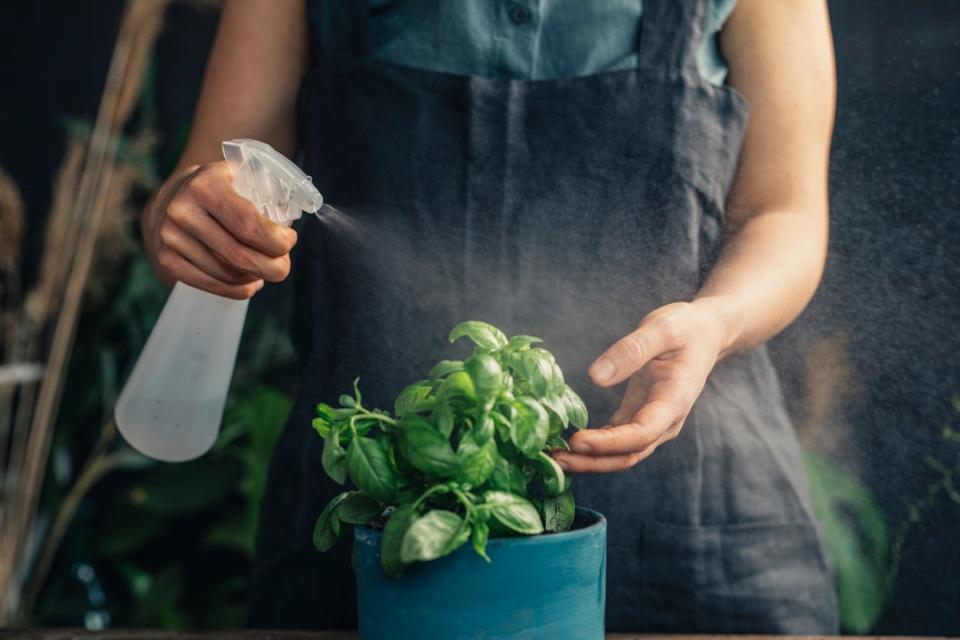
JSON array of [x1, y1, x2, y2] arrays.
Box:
[[0, 166, 25, 274]]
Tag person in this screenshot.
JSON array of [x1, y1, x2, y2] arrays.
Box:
[[141, 0, 838, 632]]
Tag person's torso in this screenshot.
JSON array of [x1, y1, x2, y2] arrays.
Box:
[[367, 0, 736, 83], [247, 1, 837, 632]]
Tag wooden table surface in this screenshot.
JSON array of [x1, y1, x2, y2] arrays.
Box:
[[0, 631, 952, 640]]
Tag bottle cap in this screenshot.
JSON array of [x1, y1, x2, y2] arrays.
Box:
[[222, 139, 323, 224]]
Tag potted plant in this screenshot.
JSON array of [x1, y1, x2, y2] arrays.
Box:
[[311, 321, 606, 639]]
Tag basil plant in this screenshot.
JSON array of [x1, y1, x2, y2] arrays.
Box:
[[310, 321, 589, 577]]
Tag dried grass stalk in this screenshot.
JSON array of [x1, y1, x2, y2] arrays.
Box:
[[0, 0, 170, 622], [0, 166, 26, 514], [1, 136, 87, 516], [23, 135, 86, 332], [0, 167, 25, 275]]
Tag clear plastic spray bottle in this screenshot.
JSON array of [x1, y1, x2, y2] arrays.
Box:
[[115, 139, 322, 462]]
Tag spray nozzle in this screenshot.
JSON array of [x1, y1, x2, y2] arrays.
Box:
[[222, 139, 323, 225]]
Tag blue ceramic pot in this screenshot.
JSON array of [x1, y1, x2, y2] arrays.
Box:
[[353, 507, 606, 640]]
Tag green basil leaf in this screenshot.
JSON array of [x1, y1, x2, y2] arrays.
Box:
[[540, 393, 569, 429], [542, 490, 576, 532], [312, 416, 332, 439], [474, 413, 495, 445], [347, 437, 398, 503], [339, 394, 356, 408], [546, 435, 571, 451], [549, 413, 566, 436], [535, 452, 566, 497], [548, 362, 565, 395], [516, 348, 561, 397], [471, 519, 491, 562], [398, 415, 459, 477], [439, 370, 476, 401], [486, 453, 528, 495], [395, 380, 435, 416], [482, 491, 544, 535], [509, 398, 549, 458], [464, 354, 504, 408], [503, 335, 542, 353], [453, 430, 497, 486], [380, 504, 418, 577], [400, 510, 467, 562], [313, 491, 352, 551], [433, 400, 456, 439], [429, 359, 464, 380], [491, 410, 512, 444], [322, 427, 348, 485], [561, 385, 589, 429], [317, 402, 356, 421], [337, 491, 383, 525], [448, 321, 508, 351]]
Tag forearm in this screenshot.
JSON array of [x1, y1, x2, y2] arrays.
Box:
[[175, 0, 308, 171], [698, 0, 835, 357], [693, 206, 827, 358]]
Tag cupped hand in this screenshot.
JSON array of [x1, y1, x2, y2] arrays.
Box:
[[142, 161, 298, 299], [553, 301, 727, 473]]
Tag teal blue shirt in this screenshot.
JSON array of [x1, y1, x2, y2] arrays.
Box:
[[368, 0, 737, 84]]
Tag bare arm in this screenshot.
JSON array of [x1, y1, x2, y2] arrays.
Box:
[[558, 0, 836, 472], [178, 0, 309, 166], [697, 0, 836, 355], [143, 0, 309, 298]]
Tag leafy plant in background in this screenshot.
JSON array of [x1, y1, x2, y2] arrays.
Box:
[[0, 0, 300, 627], [312, 321, 588, 576], [28, 248, 295, 628], [886, 397, 960, 592], [805, 451, 889, 633], [805, 395, 960, 633]]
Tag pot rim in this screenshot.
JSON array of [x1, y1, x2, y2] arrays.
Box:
[[355, 506, 606, 550]]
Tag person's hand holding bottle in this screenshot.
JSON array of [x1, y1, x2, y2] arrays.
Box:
[[142, 162, 298, 299]]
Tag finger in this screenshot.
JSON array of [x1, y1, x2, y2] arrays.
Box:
[[156, 248, 264, 300], [588, 316, 677, 387], [552, 445, 660, 474], [160, 220, 255, 285], [609, 375, 652, 425], [568, 398, 683, 455], [187, 163, 298, 257], [168, 197, 293, 282]]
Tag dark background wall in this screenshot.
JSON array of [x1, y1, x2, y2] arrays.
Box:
[[1, 0, 958, 633], [808, 2, 960, 632]]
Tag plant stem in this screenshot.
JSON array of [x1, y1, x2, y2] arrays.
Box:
[[451, 487, 477, 519], [350, 409, 397, 438], [413, 484, 450, 511], [359, 409, 396, 428], [15, 419, 120, 624]]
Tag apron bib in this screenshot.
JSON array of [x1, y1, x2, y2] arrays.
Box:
[[249, 0, 839, 632]]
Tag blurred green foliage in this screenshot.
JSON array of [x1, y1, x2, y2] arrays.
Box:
[[805, 397, 960, 633], [805, 451, 889, 633], [33, 250, 292, 628], [29, 47, 297, 625], [33, 248, 295, 627]]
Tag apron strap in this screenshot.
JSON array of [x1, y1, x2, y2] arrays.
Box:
[[306, 0, 370, 69], [638, 0, 711, 78]]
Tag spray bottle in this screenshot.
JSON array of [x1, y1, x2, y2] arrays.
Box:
[[115, 139, 322, 462]]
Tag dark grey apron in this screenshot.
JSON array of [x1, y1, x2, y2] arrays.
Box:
[[249, 0, 839, 633]]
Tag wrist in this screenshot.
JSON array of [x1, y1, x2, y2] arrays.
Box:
[[689, 295, 742, 359]]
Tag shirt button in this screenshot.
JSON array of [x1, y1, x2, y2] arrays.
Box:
[[507, 2, 532, 25]]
